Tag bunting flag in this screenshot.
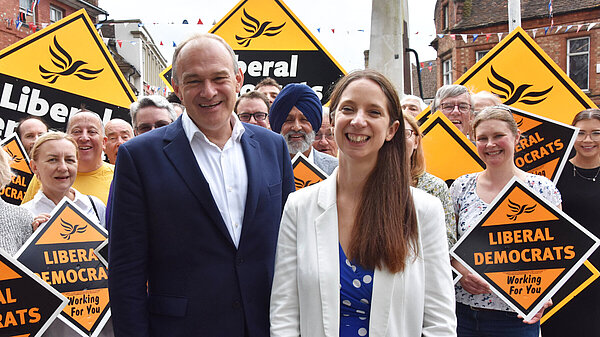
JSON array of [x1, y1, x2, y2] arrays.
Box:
[[197, 18, 203, 24], [486, 33, 491, 41], [331, 29, 335, 33], [160, 41, 163, 45], [172, 41, 177, 47], [182, 19, 188, 24], [117, 40, 122, 47], [461, 34, 467, 43], [544, 26, 550, 35], [588, 23, 597, 31], [450, 34, 456, 40], [555, 25, 562, 33], [565, 25, 572, 33], [137, 23, 143, 27], [472, 34, 479, 42], [317, 28, 320, 33], [577, 24, 583, 32], [497, 32, 503, 40], [438, 34, 444, 38], [532, 28, 537, 38]]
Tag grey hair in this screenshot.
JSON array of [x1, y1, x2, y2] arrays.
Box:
[[171, 33, 238, 86], [401, 94, 427, 110], [432, 84, 474, 112], [0, 148, 14, 188], [130, 95, 177, 126], [66, 109, 104, 136]]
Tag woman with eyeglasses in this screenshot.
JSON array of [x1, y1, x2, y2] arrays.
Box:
[[404, 112, 456, 247], [541, 109, 600, 337], [449, 107, 559, 337], [270, 70, 456, 337]]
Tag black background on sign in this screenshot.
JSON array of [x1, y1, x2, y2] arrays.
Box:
[[0, 73, 131, 133], [236, 50, 344, 104], [453, 183, 598, 314], [0, 254, 64, 336], [512, 111, 576, 182]]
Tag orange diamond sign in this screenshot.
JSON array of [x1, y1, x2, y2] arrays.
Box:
[[15, 199, 109, 336], [451, 177, 599, 320]]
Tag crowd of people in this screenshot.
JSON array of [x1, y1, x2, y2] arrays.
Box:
[[0, 32, 598, 337]]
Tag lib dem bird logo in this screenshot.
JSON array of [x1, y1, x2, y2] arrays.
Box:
[[39, 36, 103, 84], [487, 66, 553, 106], [5, 148, 23, 165], [506, 199, 537, 221], [295, 176, 317, 189], [235, 9, 285, 47], [60, 218, 87, 240]]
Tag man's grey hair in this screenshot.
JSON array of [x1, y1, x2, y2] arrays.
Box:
[[130, 95, 177, 126], [401, 94, 427, 110], [432, 84, 474, 112], [66, 109, 104, 136], [171, 33, 238, 86]]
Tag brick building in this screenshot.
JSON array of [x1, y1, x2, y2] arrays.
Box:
[[432, 0, 600, 105], [0, 0, 107, 51]]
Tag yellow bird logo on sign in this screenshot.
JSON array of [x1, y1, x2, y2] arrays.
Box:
[[235, 9, 286, 47], [39, 36, 103, 84]]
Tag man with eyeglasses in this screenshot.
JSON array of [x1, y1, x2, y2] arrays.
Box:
[[130, 95, 177, 136], [234, 91, 271, 129], [269, 83, 338, 175], [312, 109, 338, 157], [432, 84, 475, 138]]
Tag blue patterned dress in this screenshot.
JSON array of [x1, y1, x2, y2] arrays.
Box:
[[339, 245, 374, 337]]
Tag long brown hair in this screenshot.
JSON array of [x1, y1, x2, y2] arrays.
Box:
[[329, 69, 418, 273]]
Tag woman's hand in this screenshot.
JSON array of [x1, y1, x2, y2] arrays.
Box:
[[32, 213, 51, 231], [451, 258, 491, 295], [519, 299, 552, 324]]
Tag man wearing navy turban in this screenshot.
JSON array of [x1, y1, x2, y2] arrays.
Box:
[[269, 83, 338, 175]]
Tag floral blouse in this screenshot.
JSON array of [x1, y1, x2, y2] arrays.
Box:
[[449, 172, 561, 311], [416, 172, 457, 247]]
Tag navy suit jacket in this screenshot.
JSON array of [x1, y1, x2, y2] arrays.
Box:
[[107, 117, 295, 337]]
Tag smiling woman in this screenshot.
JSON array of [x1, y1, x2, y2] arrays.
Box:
[[270, 69, 456, 337], [21, 132, 106, 230], [449, 107, 560, 337]]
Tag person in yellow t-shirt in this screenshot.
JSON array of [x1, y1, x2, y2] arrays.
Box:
[[21, 110, 114, 205]]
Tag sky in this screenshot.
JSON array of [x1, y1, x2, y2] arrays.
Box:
[[98, 0, 439, 71]]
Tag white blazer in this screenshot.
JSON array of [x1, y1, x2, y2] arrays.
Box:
[[270, 171, 457, 337]]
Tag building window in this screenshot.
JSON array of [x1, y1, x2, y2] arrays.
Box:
[[476, 50, 489, 62], [567, 37, 589, 91], [50, 6, 64, 23], [443, 58, 452, 85], [19, 0, 35, 22], [442, 5, 449, 30]]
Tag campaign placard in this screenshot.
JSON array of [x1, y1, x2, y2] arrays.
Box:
[[456, 26, 596, 125], [419, 110, 485, 186], [451, 177, 600, 320], [0, 9, 136, 140], [94, 239, 109, 268], [0, 248, 68, 337], [541, 260, 599, 323], [15, 199, 109, 337], [0, 134, 33, 205], [160, 0, 345, 103], [291, 152, 328, 190], [505, 105, 578, 183]]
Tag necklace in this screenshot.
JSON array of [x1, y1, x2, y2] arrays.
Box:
[[573, 164, 600, 182]]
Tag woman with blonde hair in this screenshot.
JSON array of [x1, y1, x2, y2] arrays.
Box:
[[270, 69, 456, 337], [404, 112, 456, 247], [0, 149, 33, 255], [450, 106, 558, 336], [22, 131, 105, 229]]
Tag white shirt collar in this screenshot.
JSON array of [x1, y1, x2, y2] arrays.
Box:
[[182, 111, 245, 146]]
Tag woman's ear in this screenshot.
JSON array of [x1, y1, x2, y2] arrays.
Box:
[[386, 120, 400, 141]]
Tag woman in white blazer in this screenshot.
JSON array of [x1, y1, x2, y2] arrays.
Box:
[[270, 70, 457, 337]]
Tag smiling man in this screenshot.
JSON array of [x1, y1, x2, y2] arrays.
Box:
[[432, 84, 474, 138], [108, 33, 294, 337], [20, 110, 114, 205], [269, 83, 338, 175], [103, 118, 134, 164]]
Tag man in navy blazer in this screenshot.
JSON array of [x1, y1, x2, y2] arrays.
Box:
[[107, 33, 295, 337]]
